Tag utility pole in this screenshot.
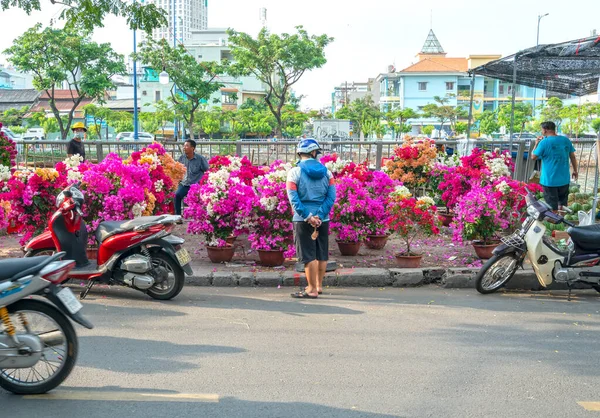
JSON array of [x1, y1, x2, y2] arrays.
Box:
[[532, 13, 549, 118], [345, 81, 348, 108]]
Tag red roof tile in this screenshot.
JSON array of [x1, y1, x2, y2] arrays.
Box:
[[401, 58, 468, 73]]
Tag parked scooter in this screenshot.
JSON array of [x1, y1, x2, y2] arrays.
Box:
[[0, 252, 93, 394], [476, 191, 600, 298], [24, 185, 192, 300]]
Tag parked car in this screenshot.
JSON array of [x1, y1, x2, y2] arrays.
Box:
[[116, 132, 154, 141], [22, 133, 44, 141], [25, 128, 45, 140], [1, 126, 20, 141]]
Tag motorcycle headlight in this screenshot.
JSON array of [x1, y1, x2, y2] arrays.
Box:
[[527, 206, 540, 219]]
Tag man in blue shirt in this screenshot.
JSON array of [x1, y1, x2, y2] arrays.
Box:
[[531, 121, 579, 211], [286, 139, 336, 299], [176, 139, 209, 216]]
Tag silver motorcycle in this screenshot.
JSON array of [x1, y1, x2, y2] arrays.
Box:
[[0, 252, 93, 394]]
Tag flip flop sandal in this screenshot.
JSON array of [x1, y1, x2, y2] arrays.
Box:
[[304, 287, 323, 295], [291, 291, 318, 299]]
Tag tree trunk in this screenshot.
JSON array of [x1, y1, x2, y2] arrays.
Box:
[[188, 113, 195, 140], [45, 94, 66, 140]]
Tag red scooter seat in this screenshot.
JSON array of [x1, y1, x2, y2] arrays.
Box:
[[95, 216, 166, 243]]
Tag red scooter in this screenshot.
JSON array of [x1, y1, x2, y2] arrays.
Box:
[[24, 185, 192, 300]]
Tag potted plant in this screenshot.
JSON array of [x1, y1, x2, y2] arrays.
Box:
[[248, 161, 295, 267], [450, 183, 508, 259], [383, 137, 438, 192], [364, 171, 400, 249], [330, 176, 371, 256], [185, 163, 256, 263], [387, 186, 440, 267]]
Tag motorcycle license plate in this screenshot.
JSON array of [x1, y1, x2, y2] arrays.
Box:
[[57, 287, 83, 314], [175, 248, 191, 266]]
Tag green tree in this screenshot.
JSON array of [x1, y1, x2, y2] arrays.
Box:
[[421, 95, 458, 135], [476, 110, 500, 136], [41, 118, 59, 136], [139, 112, 159, 136], [197, 108, 222, 139], [83, 104, 112, 140], [561, 104, 588, 138], [591, 119, 600, 135], [539, 97, 564, 128], [345, 95, 380, 138], [5, 24, 126, 139], [455, 121, 468, 135], [422, 125, 435, 136], [2, 0, 167, 33], [138, 38, 228, 140], [107, 111, 133, 133], [0, 106, 29, 126], [228, 26, 333, 137], [497, 103, 532, 131], [281, 105, 309, 138], [8, 126, 26, 134], [28, 111, 46, 128]]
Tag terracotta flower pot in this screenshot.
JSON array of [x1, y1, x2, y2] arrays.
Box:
[[206, 245, 235, 263], [438, 212, 455, 227], [257, 249, 285, 267], [395, 253, 423, 268], [365, 234, 390, 250], [336, 240, 361, 256], [472, 240, 500, 259], [225, 235, 237, 245]]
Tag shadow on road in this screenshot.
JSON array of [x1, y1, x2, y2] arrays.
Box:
[[190, 293, 364, 316], [79, 336, 246, 374], [327, 287, 600, 314], [0, 390, 404, 418]]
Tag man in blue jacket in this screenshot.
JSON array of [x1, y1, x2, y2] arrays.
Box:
[[287, 139, 336, 299]]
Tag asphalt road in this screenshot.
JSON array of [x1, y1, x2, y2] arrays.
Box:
[[2, 285, 600, 418]]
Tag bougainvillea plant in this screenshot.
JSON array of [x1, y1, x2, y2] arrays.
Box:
[[387, 185, 440, 256]]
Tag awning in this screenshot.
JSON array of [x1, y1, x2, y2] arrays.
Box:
[[472, 35, 600, 97]]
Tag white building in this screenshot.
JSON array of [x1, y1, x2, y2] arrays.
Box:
[[140, 0, 208, 45], [139, 28, 267, 113]]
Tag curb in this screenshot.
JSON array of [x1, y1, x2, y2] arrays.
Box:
[[186, 266, 586, 290]]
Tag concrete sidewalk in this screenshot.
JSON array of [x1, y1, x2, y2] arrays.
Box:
[[186, 263, 587, 291]]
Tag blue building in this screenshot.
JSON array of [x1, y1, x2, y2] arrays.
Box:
[[375, 30, 547, 135]]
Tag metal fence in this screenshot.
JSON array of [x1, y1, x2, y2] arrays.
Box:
[[13, 138, 599, 193]]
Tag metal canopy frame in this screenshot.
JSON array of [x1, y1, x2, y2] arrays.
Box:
[[465, 34, 600, 218]]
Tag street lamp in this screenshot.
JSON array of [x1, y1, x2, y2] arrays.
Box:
[[532, 13, 549, 118], [132, 0, 139, 141], [159, 70, 169, 85]]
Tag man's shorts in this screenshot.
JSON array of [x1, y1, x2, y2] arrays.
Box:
[[542, 184, 570, 210], [294, 221, 329, 264]]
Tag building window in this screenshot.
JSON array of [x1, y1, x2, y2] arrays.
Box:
[[142, 90, 147, 96], [418, 82, 428, 91], [155, 91, 161, 102], [446, 82, 454, 90], [499, 85, 504, 94], [221, 93, 236, 104]]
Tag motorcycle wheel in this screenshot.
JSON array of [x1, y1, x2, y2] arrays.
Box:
[[146, 251, 185, 300], [475, 253, 520, 294], [0, 299, 78, 395]]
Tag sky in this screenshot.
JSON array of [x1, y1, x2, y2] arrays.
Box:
[[0, 0, 598, 110]]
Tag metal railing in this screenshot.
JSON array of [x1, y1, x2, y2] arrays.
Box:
[[13, 138, 599, 192]]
